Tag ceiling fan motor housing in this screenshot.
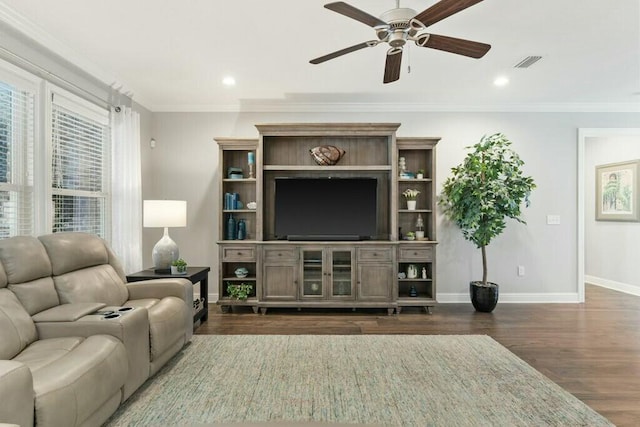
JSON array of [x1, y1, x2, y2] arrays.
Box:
[[380, 7, 418, 47]]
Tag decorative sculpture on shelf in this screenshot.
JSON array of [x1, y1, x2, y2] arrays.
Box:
[[309, 145, 346, 166]]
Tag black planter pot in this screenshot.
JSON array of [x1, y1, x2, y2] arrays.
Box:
[[470, 281, 499, 312]]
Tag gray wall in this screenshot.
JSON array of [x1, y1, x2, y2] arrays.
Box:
[[144, 111, 640, 302], [585, 134, 640, 294]]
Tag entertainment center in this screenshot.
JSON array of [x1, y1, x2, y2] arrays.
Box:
[[216, 123, 439, 314]]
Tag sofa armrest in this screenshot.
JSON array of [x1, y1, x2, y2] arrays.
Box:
[[126, 278, 193, 304], [31, 302, 106, 322], [0, 361, 34, 427], [126, 278, 194, 342]]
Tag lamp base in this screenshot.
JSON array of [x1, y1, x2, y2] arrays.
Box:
[[152, 228, 179, 271]]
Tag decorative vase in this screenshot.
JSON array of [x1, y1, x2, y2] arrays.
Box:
[[470, 281, 499, 312], [407, 200, 417, 210], [407, 264, 418, 279]]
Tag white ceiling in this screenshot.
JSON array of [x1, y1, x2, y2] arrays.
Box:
[[0, 0, 638, 112]]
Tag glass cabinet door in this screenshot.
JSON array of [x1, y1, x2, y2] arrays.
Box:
[[302, 250, 323, 297], [330, 250, 353, 298]]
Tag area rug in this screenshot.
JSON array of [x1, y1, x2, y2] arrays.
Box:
[[104, 335, 612, 426]]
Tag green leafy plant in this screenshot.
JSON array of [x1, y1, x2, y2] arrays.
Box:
[[226, 282, 253, 300], [439, 133, 535, 286], [171, 258, 187, 272]]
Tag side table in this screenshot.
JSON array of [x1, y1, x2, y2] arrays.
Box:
[[126, 266, 211, 324]]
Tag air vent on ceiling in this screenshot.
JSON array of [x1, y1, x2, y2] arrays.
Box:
[[514, 56, 542, 68]]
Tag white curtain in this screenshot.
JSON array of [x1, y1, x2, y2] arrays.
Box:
[[110, 106, 143, 273]]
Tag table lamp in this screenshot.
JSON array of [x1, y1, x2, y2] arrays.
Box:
[[143, 200, 187, 272]]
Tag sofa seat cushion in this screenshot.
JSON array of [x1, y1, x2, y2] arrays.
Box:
[[13, 337, 83, 372], [28, 335, 127, 427]]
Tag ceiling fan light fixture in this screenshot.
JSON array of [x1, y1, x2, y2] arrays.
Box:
[[388, 30, 408, 48]]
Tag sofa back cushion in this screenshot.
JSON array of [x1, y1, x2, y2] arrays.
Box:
[[0, 236, 52, 283], [0, 236, 60, 314], [9, 278, 60, 315], [38, 232, 129, 306], [0, 288, 37, 359], [54, 264, 128, 305], [39, 232, 109, 275]]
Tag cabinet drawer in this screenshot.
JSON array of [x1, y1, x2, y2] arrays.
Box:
[[357, 247, 393, 262], [399, 246, 433, 261], [263, 247, 298, 262], [221, 246, 256, 262]]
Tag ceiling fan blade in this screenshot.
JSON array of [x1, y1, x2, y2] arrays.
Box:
[[310, 41, 376, 64], [414, 0, 484, 28], [418, 33, 490, 58], [383, 50, 403, 84], [325, 2, 387, 28]]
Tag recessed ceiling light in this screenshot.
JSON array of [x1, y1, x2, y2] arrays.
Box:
[[222, 76, 236, 87], [494, 76, 509, 87]]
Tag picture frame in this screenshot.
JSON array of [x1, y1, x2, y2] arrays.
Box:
[[596, 160, 640, 221]]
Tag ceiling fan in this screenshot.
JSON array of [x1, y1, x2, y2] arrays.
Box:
[[310, 0, 491, 83]]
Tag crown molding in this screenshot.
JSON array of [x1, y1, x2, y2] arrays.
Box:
[[150, 101, 640, 114]]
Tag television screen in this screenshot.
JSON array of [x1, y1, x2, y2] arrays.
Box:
[[274, 177, 377, 241]]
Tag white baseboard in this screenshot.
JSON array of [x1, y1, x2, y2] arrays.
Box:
[[205, 291, 581, 304], [437, 292, 581, 303], [585, 275, 640, 296]]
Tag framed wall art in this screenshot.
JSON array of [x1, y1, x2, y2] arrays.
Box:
[[596, 160, 640, 221]]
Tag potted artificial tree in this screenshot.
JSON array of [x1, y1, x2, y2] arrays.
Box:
[[439, 133, 535, 312]]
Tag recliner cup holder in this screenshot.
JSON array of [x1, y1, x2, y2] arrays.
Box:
[[102, 313, 121, 320], [98, 307, 134, 319]]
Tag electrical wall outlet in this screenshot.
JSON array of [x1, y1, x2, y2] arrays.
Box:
[[546, 215, 561, 225], [517, 265, 525, 276]]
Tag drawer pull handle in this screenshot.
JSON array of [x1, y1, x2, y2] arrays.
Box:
[[237, 252, 242, 256], [414, 252, 418, 256]]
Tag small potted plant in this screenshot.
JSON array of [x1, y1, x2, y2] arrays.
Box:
[[402, 189, 420, 210], [416, 169, 425, 179], [405, 231, 416, 241], [226, 282, 254, 300], [171, 258, 187, 275]]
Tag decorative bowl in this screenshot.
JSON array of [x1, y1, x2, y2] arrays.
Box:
[[234, 267, 249, 278]]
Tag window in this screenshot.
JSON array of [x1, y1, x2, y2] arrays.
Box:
[[50, 92, 110, 238], [0, 78, 35, 238], [0, 60, 113, 241]]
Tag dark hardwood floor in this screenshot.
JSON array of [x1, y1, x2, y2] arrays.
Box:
[[195, 284, 640, 426]]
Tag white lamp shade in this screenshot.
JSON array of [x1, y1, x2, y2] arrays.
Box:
[[143, 200, 187, 228]]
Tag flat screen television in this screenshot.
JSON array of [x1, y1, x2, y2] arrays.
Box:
[[274, 177, 377, 241]]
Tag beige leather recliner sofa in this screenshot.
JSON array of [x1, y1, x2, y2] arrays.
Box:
[[0, 232, 194, 427]]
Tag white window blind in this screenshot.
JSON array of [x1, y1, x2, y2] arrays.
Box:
[[51, 92, 110, 238], [0, 81, 35, 238]]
